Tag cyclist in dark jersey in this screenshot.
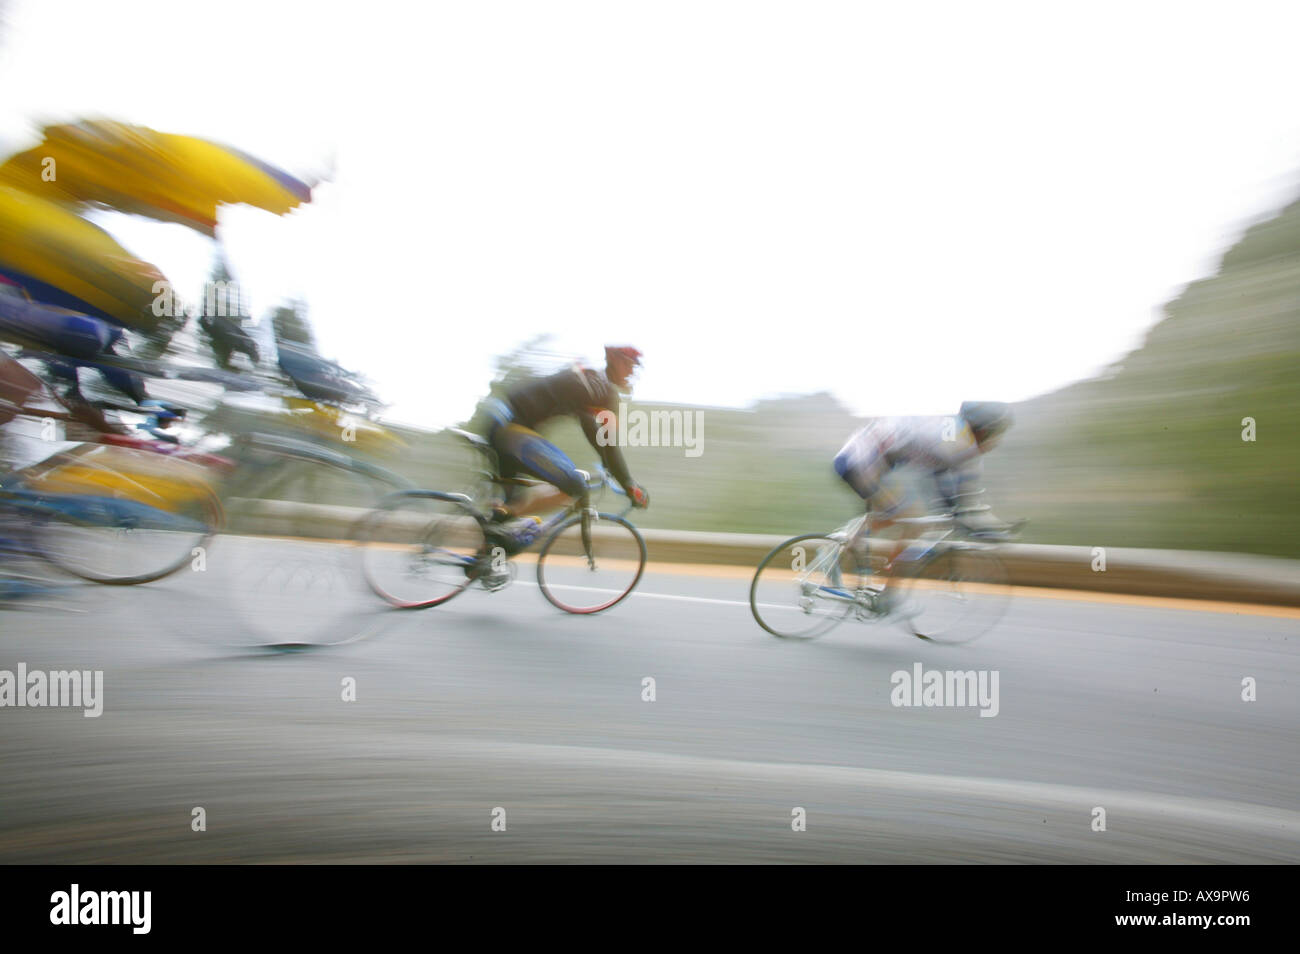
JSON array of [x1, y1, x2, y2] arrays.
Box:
[[479, 346, 649, 542]]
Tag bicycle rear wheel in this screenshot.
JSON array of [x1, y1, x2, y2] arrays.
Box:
[[898, 546, 1010, 643], [217, 451, 392, 647], [750, 534, 869, 639], [536, 512, 645, 614], [357, 492, 486, 608]]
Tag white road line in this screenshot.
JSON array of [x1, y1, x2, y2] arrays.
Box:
[[532, 581, 796, 610]]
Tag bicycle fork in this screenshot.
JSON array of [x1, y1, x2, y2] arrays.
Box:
[[580, 500, 598, 571]]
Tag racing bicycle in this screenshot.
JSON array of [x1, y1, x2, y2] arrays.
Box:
[[356, 429, 647, 615], [749, 512, 1024, 644]]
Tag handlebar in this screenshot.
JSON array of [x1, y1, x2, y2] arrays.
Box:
[[585, 464, 625, 496], [582, 464, 641, 517]]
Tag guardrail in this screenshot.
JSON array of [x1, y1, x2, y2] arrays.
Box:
[[224, 499, 1300, 607]]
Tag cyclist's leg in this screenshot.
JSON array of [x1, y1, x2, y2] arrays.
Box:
[[869, 478, 921, 569], [835, 438, 925, 569], [834, 436, 888, 562], [490, 424, 588, 515]]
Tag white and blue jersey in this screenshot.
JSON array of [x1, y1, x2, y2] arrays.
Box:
[[833, 415, 984, 517]]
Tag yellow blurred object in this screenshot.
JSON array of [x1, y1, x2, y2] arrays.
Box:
[[283, 398, 406, 453], [0, 184, 166, 329], [21, 444, 218, 511], [0, 120, 312, 237]]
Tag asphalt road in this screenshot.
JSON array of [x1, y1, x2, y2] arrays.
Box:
[[1, 537, 1298, 863]]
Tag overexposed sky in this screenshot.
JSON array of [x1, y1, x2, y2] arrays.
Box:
[[3, 0, 1299, 428]]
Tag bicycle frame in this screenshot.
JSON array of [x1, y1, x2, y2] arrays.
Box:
[[806, 512, 999, 610], [751, 508, 1023, 642], [799, 539, 864, 607], [404, 464, 632, 575]]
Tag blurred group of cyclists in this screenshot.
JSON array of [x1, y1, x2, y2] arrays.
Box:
[[469, 342, 1016, 565]]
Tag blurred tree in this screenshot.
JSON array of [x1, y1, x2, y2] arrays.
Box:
[[459, 334, 580, 431], [488, 333, 575, 392], [270, 298, 317, 353]]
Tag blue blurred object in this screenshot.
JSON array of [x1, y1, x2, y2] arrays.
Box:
[[277, 343, 375, 405], [8, 490, 209, 534], [138, 399, 185, 443], [0, 576, 61, 601], [96, 364, 150, 405], [0, 285, 123, 359]]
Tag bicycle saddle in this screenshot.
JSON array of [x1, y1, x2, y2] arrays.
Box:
[[448, 427, 492, 452], [447, 427, 546, 489]]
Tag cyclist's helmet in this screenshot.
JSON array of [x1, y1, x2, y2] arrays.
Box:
[[604, 345, 643, 367], [959, 401, 1013, 444]]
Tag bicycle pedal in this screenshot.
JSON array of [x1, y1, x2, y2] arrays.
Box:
[[479, 560, 516, 592]]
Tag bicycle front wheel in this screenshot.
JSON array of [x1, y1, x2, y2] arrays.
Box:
[[34, 490, 220, 586], [898, 546, 1010, 644], [536, 512, 646, 614], [356, 493, 486, 608], [750, 534, 867, 639]]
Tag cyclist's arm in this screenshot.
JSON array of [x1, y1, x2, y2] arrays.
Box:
[[935, 459, 983, 509], [578, 409, 636, 492], [928, 424, 985, 510], [936, 456, 1013, 533]]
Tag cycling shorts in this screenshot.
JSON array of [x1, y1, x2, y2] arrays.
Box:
[[485, 400, 587, 499]]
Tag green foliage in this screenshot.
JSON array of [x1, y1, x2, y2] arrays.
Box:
[[981, 195, 1300, 556], [269, 299, 315, 352]]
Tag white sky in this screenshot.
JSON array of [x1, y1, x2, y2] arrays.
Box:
[[3, 0, 1299, 428]]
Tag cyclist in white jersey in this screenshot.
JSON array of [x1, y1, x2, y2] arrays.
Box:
[[833, 402, 1015, 571]]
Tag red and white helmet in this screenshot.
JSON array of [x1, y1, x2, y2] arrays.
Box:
[[604, 345, 643, 366]]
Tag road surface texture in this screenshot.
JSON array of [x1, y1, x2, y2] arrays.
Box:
[[2, 537, 1297, 863]]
